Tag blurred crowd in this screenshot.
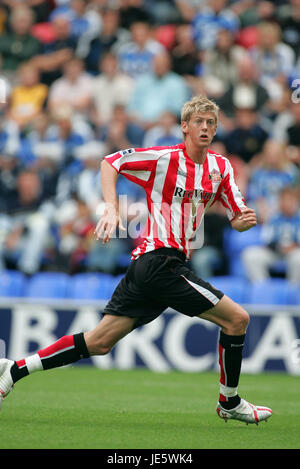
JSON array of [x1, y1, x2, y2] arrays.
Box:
[[0, 0, 299, 282]]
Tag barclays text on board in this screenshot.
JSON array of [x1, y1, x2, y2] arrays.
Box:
[[0, 300, 300, 375]]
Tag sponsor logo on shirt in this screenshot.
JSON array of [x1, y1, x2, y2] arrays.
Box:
[[174, 187, 214, 201]]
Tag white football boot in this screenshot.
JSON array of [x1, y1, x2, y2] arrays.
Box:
[[0, 359, 14, 410], [216, 398, 272, 425]]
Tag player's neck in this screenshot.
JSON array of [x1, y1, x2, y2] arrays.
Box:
[[184, 140, 208, 165]]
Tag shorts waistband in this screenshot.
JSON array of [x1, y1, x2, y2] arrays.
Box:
[[146, 247, 186, 261]]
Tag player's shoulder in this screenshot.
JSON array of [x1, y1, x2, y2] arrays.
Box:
[[207, 149, 229, 162], [134, 143, 185, 156], [207, 149, 231, 171]]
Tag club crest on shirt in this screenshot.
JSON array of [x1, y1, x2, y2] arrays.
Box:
[[208, 169, 223, 182]]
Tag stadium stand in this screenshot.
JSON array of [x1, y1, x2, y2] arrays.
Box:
[[0, 0, 299, 306], [24, 272, 69, 299], [0, 270, 27, 297]]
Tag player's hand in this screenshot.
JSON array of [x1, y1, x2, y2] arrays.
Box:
[[231, 208, 257, 232], [94, 205, 126, 244]]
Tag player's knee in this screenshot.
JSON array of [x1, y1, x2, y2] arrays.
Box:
[[230, 307, 250, 334]]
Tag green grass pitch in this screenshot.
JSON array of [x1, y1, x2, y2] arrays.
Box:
[[0, 366, 299, 449]]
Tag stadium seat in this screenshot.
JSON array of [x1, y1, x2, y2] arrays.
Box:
[[208, 276, 247, 303], [247, 279, 294, 305], [0, 270, 27, 297], [25, 272, 69, 299], [285, 282, 300, 306], [223, 225, 263, 277], [67, 273, 120, 300]]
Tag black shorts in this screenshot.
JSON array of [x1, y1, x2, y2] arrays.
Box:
[[103, 247, 224, 329]]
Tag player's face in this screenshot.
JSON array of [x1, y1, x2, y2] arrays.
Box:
[[182, 112, 217, 148]]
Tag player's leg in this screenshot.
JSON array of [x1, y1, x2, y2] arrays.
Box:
[[200, 295, 249, 409], [0, 314, 136, 402], [155, 252, 272, 424], [0, 253, 164, 406], [200, 295, 272, 424], [84, 314, 137, 355]]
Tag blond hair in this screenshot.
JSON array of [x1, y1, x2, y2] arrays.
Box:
[[181, 95, 219, 125]]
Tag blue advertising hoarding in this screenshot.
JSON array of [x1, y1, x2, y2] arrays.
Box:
[[0, 299, 300, 374]]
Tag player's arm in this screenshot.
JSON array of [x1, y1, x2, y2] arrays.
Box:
[[219, 159, 257, 232], [94, 159, 125, 244], [94, 146, 161, 243]]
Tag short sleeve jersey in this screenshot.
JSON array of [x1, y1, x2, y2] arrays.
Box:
[[105, 142, 246, 260]]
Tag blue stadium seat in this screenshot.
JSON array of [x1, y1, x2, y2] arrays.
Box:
[[67, 273, 120, 300], [208, 276, 247, 303], [25, 272, 69, 299], [247, 279, 293, 305], [285, 283, 300, 306], [223, 226, 263, 277], [0, 270, 27, 297]]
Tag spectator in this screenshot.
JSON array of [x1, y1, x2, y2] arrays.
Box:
[[143, 111, 182, 147], [216, 53, 270, 121], [191, 0, 240, 51], [8, 63, 48, 130], [47, 106, 92, 172], [272, 101, 300, 166], [91, 52, 134, 126], [53, 194, 96, 273], [236, 1, 276, 28], [286, 101, 300, 165], [0, 117, 20, 157], [0, 6, 42, 79], [201, 28, 245, 97], [117, 21, 166, 79], [0, 169, 54, 275], [0, 6, 7, 35], [73, 141, 105, 214], [71, 0, 102, 57], [242, 187, 300, 284], [127, 51, 191, 129], [30, 15, 77, 86], [223, 106, 269, 165], [100, 104, 145, 151], [276, 0, 300, 59], [119, 0, 153, 29], [0, 152, 19, 212], [20, 112, 72, 199], [19, 111, 57, 168], [247, 139, 299, 223], [250, 21, 296, 100], [171, 21, 201, 93], [48, 57, 94, 117], [1, 1, 51, 24], [85, 8, 130, 74], [49, 0, 102, 58]]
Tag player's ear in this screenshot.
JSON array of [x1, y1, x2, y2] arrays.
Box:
[[181, 121, 188, 136]]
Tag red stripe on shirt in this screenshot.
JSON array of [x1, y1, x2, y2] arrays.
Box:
[[180, 157, 195, 256], [161, 150, 180, 250]]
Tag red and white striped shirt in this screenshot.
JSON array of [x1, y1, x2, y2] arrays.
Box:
[[105, 143, 246, 260]]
